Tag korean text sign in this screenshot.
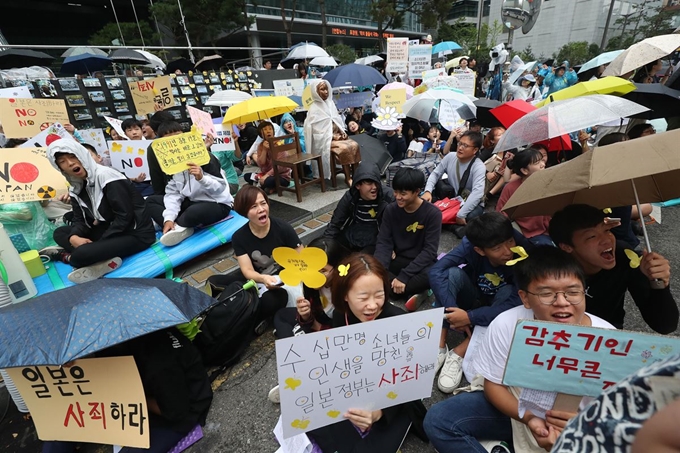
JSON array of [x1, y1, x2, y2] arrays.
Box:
[[386, 37, 409, 73], [128, 76, 174, 115], [187, 105, 216, 136], [448, 72, 476, 97], [5, 356, 150, 448], [0, 147, 67, 204], [502, 320, 680, 397], [408, 44, 432, 79], [0, 98, 69, 139], [275, 308, 443, 439], [108, 140, 151, 180], [151, 129, 210, 175]]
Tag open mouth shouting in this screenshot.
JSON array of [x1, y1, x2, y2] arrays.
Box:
[[600, 247, 615, 263]]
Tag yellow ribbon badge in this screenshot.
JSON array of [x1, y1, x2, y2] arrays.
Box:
[[406, 221, 424, 233], [624, 249, 641, 268], [338, 264, 350, 277], [505, 246, 529, 266]]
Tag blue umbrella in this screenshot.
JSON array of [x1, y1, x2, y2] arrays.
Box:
[[61, 53, 112, 75], [432, 41, 462, 54], [0, 279, 215, 367], [323, 63, 387, 88]]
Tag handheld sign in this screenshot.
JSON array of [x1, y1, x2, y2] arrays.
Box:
[[272, 246, 328, 289], [448, 72, 476, 97], [379, 89, 407, 114], [276, 308, 443, 439], [0, 86, 32, 99], [502, 320, 680, 397], [386, 37, 409, 74], [408, 44, 432, 79], [108, 140, 151, 180], [5, 356, 150, 448], [19, 122, 73, 148], [0, 98, 69, 139], [0, 147, 67, 204], [187, 105, 216, 136], [128, 76, 174, 115], [104, 116, 128, 140], [151, 128, 210, 175]]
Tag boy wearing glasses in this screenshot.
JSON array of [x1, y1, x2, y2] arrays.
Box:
[[549, 204, 676, 333], [424, 246, 614, 453]]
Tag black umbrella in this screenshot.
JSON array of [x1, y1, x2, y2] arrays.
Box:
[[109, 49, 149, 65], [473, 98, 503, 127], [624, 82, 680, 119], [349, 133, 393, 174], [195, 54, 226, 71], [166, 57, 194, 74], [0, 49, 54, 69]]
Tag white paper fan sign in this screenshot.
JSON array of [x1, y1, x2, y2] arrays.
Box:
[[370, 106, 402, 131], [438, 101, 465, 131]]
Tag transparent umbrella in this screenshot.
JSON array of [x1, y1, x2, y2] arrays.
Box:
[[402, 88, 476, 122], [493, 95, 649, 153]]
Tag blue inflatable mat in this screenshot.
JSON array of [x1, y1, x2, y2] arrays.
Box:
[[658, 198, 680, 207], [33, 213, 247, 295]]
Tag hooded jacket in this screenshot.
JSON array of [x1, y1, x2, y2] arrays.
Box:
[[322, 162, 395, 249], [280, 113, 306, 153], [47, 139, 155, 243]]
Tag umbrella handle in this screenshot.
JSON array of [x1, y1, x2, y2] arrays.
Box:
[[630, 180, 665, 290]]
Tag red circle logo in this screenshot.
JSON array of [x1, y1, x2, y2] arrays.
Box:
[[10, 162, 40, 184]]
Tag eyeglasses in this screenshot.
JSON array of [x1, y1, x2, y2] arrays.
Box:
[[457, 142, 475, 150], [525, 289, 589, 306]]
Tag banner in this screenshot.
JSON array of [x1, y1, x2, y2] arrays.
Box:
[[5, 356, 149, 448], [503, 320, 680, 397], [408, 44, 432, 79], [333, 91, 374, 110], [276, 308, 443, 438], [128, 76, 174, 116], [380, 89, 407, 114], [187, 105, 216, 137], [0, 147, 67, 204], [151, 129, 210, 175], [108, 140, 151, 180], [386, 37, 409, 74], [448, 72, 476, 97], [0, 98, 69, 139]]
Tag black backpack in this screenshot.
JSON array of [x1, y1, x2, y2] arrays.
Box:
[[193, 281, 260, 371]]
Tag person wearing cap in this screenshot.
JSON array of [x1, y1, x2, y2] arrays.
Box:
[[543, 61, 578, 97], [502, 73, 542, 102]]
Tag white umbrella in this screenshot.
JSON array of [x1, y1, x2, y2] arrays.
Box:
[[578, 50, 624, 74], [61, 47, 107, 58], [355, 55, 384, 65], [284, 42, 329, 61], [602, 34, 680, 76], [309, 56, 338, 67], [493, 95, 649, 153], [136, 50, 166, 69], [508, 60, 537, 85], [402, 88, 476, 122], [205, 89, 253, 107]]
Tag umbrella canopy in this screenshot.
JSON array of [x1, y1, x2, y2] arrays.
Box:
[[445, 56, 470, 70], [508, 60, 537, 85], [205, 89, 253, 107], [60, 53, 112, 75], [623, 83, 680, 119], [109, 49, 149, 65], [195, 54, 226, 70], [578, 50, 624, 74], [534, 76, 637, 107], [378, 82, 415, 99], [0, 279, 216, 367], [223, 96, 298, 125], [283, 42, 329, 61], [473, 98, 502, 127], [0, 49, 54, 69], [166, 57, 194, 74], [323, 63, 387, 87], [355, 55, 384, 65], [349, 134, 393, 174], [493, 95, 649, 153], [136, 50, 166, 69], [602, 34, 680, 77], [310, 56, 338, 67], [432, 41, 462, 54], [490, 99, 536, 128], [402, 88, 476, 122], [61, 47, 107, 58], [501, 129, 680, 219]]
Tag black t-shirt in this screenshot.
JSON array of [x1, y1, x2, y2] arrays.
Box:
[[232, 217, 301, 274]]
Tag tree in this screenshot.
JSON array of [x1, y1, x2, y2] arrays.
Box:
[[369, 0, 452, 51], [552, 41, 598, 66], [516, 45, 535, 62], [320, 0, 327, 48], [436, 19, 504, 56], [326, 44, 357, 65], [605, 4, 676, 50], [280, 0, 298, 48], [89, 22, 156, 47]]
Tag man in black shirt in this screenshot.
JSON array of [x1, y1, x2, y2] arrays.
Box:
[[550, 204, 677, 333]]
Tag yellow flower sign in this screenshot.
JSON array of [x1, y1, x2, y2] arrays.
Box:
[[272, 247, 328, 289]]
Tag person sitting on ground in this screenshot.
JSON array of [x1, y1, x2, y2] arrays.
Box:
[[496, 147, 552, 246], [207, 185, 300, 335], [211, 135, 242, 196], [374, 167, 441, 303], [424, 246, 615, 453], [346, 119, 365, 136], [242, 122, 292, 193], [627, 123, 656, 140], [280, 112, 306, 152], [323, 162, 395, 253], [422, 125, 446, 155], [41, 137, 155, 283], [145, 121, 233, 247], [376, 122, 407, 162], [234, 123, 258, 171], [306, 253, 428, 452], [143, 111, 177, 196], [122, 118, 145, 141], [245, 121, 282, 166], [549, 204, 677, 333], [429, 212, 530, 393]]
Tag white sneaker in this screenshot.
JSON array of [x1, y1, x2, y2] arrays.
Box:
[[67, 257, 122, 284], [268, 385, 280, 404], [160, 225, 194, 247], [438, 349, 464, 393], [436, 346, 448, 372]]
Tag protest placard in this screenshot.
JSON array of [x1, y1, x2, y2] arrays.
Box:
[[212, 121, 236, 152], [301, 85, 314, 110], [275, 308, 443, 438], [19, 122, 72, 148], [380, 89, 407, 114], [386, 37, 409, 73], [422, 68, 447, 80], [5, 356, 149, 448], [80, 128, 109, 155], [187, 105, 216, 137], [0, 147, 67, 204], [104, 116, 127, 139], [0, 86, 32, 99], [273, 79, 305, 97], [408, 44, 432, 79], [108, 140, 151, 180], [438, 101, 465, 131], [502, 319, 680, 397], [0, 98, 69, 138], [333, 91, 374, 110], [448, 72, 476, 97], [151, 129, 210, 175], [128, 76, 174, 116]]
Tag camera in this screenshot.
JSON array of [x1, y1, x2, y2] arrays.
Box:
[[491, 51, 499, 58]]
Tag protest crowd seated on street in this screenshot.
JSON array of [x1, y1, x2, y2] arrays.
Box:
[[2, 30, 680, 453]]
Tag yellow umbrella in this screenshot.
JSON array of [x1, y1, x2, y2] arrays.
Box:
[[534, 76, 636, 107], [222, 96, 299, 125], [445, 55, 469, 70]]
